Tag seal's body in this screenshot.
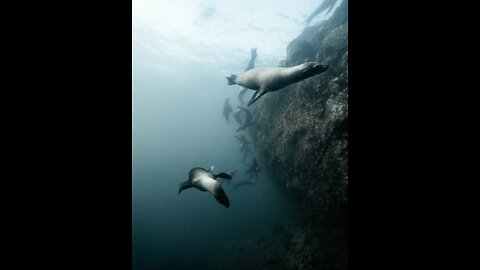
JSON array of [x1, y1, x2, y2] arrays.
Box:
[[233, 159, 261, 190], [235, 106, 252, 132], [223, 98, 233, 123], [178, 167, 232, 208], [238, 48, 257, 105], [245, 158, 261, 181], [240, 142, 252, 162], [227, 62, 328, 106]]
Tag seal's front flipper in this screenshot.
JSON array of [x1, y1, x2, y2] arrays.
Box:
[[247, 88, 267, 106], [213, 185, 230, 208], [215, 172, 232, 179], [236, 125, 246, 132], [226, 74, 237, 85], [178, 181, 193, 194]]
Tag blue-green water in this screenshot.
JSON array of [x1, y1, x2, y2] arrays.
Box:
[[132, 64, 295, 270]]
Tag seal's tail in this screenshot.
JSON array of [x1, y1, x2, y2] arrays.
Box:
[[227, 170, 236, 180], [226, 74, 237, 85]]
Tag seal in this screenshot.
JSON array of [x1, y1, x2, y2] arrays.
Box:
[[223, 98, 233, 123], [232, 108, 244, 125], [240, 140, 252, 162], [244, 158, 261, 181], [224, 169, 236, 185], [234, 134, 252, 162], [226, 62, 329, 106], [305, 0, 338, 25], [235, 106, 252, 132], [178, 167, 232, 208], [238, 47, 258, 105], [207, 166, 236, 185], [234, 134, 251, 145], [244, 47, 257, 71], [233, 159, 261, 190]]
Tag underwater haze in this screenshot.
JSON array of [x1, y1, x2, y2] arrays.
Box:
[[132, 0, 344, 269]]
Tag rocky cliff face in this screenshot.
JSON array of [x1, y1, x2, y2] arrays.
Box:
[[217, 1, 348, 269]]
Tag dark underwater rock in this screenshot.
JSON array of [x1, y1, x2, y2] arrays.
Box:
[[284, 39, 315, 67], [214, 1, 348, 270], [251, 0, 348, 205]]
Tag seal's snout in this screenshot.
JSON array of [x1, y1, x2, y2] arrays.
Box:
[[315, 64, 329, 73]]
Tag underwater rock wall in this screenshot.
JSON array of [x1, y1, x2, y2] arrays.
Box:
[[232, 1, 348, 269], [251, 0, 347, 193]]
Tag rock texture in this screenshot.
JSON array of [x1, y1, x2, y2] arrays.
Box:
[[216, 1, 348, 269]]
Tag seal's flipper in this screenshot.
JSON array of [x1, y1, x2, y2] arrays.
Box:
[[215, 172, 232, 179], [213, 185, 230, 208], [227, 170, 236, 179], [226, 74, 237, 85], [248, 88, 267, 106], [251, 47, 257, 60], [178, 181, 193, 194], [233, 111, 243, 125]]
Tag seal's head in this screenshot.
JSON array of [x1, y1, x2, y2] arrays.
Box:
[[301, 62, 329, 76]]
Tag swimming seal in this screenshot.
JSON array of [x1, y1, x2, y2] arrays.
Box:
[[178, 167, 232, 208], [233, 158, 261, 190], [223, 98, 233, 123], [226, 62, 329, 106], [240, 141, 252, 162], [207, 166, 236, 185], [238, 47, 257, 105], [234, 134, 251, 145], [244, 158, 261, 181], [235, 106, 252, 132], [306, 0, 338, 25]]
